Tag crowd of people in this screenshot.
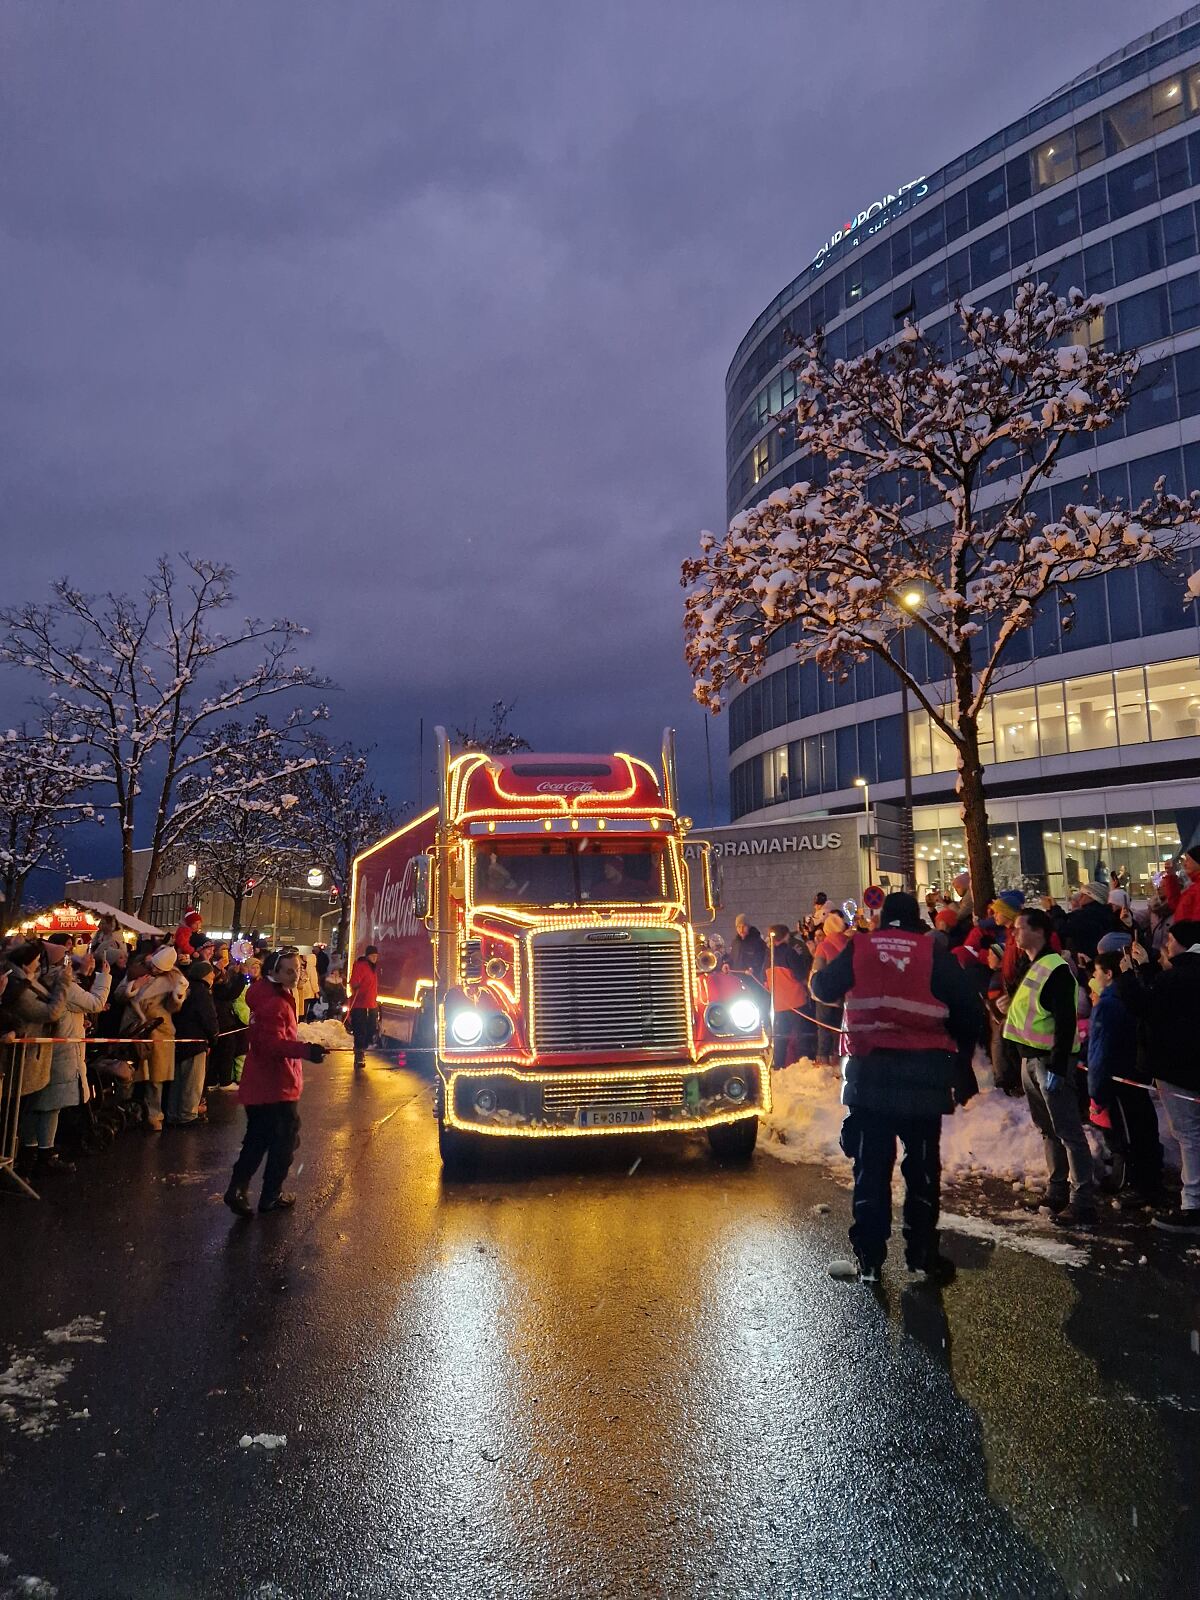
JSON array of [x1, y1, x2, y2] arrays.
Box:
[[721, 843, 1200, 1275], [0, 906, 377, 1193]]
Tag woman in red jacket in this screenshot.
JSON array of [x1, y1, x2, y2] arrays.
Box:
[[223, 950, 325, 1218]]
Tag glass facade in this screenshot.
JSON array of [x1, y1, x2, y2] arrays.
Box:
[[912, 801, 1194, 902], [724, 16, 1200, 833]]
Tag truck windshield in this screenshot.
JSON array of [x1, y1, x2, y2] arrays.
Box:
[[472, 838, 676, 906]]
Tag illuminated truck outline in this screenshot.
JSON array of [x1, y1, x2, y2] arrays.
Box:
[[349, 728, 770, 1165]]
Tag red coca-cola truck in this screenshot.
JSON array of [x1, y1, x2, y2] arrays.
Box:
[[348, 728, 770, 1165]]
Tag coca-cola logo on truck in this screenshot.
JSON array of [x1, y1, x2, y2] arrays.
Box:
[[363, 862, 423, 945], [535, 780, 598, 795]]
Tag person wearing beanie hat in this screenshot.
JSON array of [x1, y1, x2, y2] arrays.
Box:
[[934, 906, 959, 933], [1064, 879, 1120, 960], [1172, 844, 1200, 925], [811, 889, 983, 1285], [173, 908, 205, 959], [1096, 931, 1133, 956], [116, 943, 187, 1131], [166, 960, 220, 1125]]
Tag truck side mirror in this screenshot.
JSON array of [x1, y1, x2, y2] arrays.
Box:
[[700, 841, 722, 922], [413, 855, 430, 921]]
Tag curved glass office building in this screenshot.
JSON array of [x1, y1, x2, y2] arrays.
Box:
[[723, 11, 1200, 897]]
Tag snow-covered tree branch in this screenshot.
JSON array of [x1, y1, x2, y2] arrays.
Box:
[[288, 737, 399, 952], [0, 555, 327, 916], [682, 281, 1199, 906], [0, 713, 104, 921], [162, 716, 326, 937], [453, 700, 532, 756]]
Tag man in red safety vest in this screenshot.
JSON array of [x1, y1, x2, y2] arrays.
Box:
[[811, 891, 983, 1285]]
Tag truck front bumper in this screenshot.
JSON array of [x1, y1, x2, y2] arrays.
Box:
[[441, 1057, 771, 1137]]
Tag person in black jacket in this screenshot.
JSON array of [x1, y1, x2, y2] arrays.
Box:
[[208, 962, 249, 1090], [166, 961, 219, 1126], [1063, 882, 1118, 961], [812, 892, 983, 1285], [729, 915, 767, 984], [1144, 920, 1200, 1234]]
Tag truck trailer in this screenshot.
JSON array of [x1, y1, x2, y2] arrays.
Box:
[[348, 728, 771, 1165]]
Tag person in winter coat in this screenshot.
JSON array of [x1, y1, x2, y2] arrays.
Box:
[[166, 960, 219, 1125], [6, 942, 70, 1176], [811, 910, 851, 1066], [1063, 882, 1118, 961], [173, 909, 205, 958], [729, 915, 768, 984], [1086, 949, 1164, 1209], [223, 950, 327, 1217], [811, 892, 981, 1283], [1171, 846, 1200, 925], [119, 944, 187, 1131], [20, 951, 112, 1175], [1140, 919, 1200, 1234], [89, 914, 126, 970], [295, 952, 321, 1020], [347, 946, 381, 1069], [209, 963, 249, 1089], [765, 926, 809, 1070], [1005, 908, 1096, 1227]]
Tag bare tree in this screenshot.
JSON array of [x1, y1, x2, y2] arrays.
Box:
[[163, 716, 321, 937], [453, 700, 531, 756], [291, 737, 399, 953], [683, 282, 1197, 908], [0, 715, 102, 921], [0, 556, 326, 916]]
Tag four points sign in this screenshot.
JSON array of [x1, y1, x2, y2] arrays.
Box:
[[810, 176, 929, 267]]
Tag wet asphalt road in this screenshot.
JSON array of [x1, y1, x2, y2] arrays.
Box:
[[2, 1054, 1200, 1600]]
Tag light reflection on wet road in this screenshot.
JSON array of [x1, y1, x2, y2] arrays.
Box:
[[1, 1054, 1198, 1599]]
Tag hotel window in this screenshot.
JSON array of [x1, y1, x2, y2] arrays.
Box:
[[1033, 132, 1075, 191], [752, 440, 769, 484], [1065, 671, 1116, 752], [929, 718, 956, 774], [1113, 665, 1150, 745], [1104, 89, 1153, 154], [1152, 75, 1187, 136], [909, 710, 933, 777], [1147, 657, 1200, 741], [1074, 115, 1104, 172], [992, 686, 1039, 762]]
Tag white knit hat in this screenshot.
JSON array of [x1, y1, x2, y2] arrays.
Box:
[[147, 945, 177, 973]]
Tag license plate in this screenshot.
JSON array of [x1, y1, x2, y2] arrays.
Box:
[[578, 1104, 654, 1129]]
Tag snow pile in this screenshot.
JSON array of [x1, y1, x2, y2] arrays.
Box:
[[239, 1432, 287, 1450], [43, 1315, 106, 1346], [764, 1057, 1125, 1185], [0, 1356, 73, 1439], [297, 1019, 352, 1051], [939, 1211, 1088, 1268]]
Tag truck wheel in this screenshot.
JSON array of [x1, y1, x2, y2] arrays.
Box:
[[707, 1117, 758, 1160], [438, 1116, 479, 1174]]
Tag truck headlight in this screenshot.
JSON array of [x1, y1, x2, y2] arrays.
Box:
[[449, 1008, 484, 1046], [726, 996, 761, 1033]]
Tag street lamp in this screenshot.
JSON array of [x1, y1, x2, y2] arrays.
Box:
[[854, 776, 871, 886]]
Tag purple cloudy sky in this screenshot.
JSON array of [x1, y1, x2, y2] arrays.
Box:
[[0, 0, 1145, 855]]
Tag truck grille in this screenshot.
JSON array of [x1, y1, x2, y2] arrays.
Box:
[[541, 1076, 686, 1116], [532, 933, 689, 1055]]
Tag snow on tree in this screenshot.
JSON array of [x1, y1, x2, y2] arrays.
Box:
[[0, 556, 326, 918], [163, 716, 323, 937], [454, 700, 532, 756], [289, 736, 399, 954], [0, 713, 103, 921], [682, 281, 1199, 908]]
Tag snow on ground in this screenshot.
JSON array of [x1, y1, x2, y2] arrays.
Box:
[[0, 1315, 105, 1439], [764, 1056, 1178, 1187], [297, 1019, 355, 1051]]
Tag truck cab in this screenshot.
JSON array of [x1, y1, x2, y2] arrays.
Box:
[[349, 729, 771, 1165]]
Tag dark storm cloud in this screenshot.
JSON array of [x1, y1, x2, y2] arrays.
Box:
[[0, 0, 1144, 841]]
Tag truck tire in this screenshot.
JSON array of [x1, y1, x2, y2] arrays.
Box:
[[707, 1116, 758, 1160], [438, 1116, 480, 1174]]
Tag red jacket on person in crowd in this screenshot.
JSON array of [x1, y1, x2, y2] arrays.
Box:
[[349, 956, 378, 1012], [238, 978, 313, 1105], [173, 910, 204, 957]]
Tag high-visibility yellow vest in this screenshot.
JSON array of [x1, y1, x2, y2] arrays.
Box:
[[1003, 953, 1073, 1052]]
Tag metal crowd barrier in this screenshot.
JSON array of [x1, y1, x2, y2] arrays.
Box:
[[0, 1040, 38, 1200]]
